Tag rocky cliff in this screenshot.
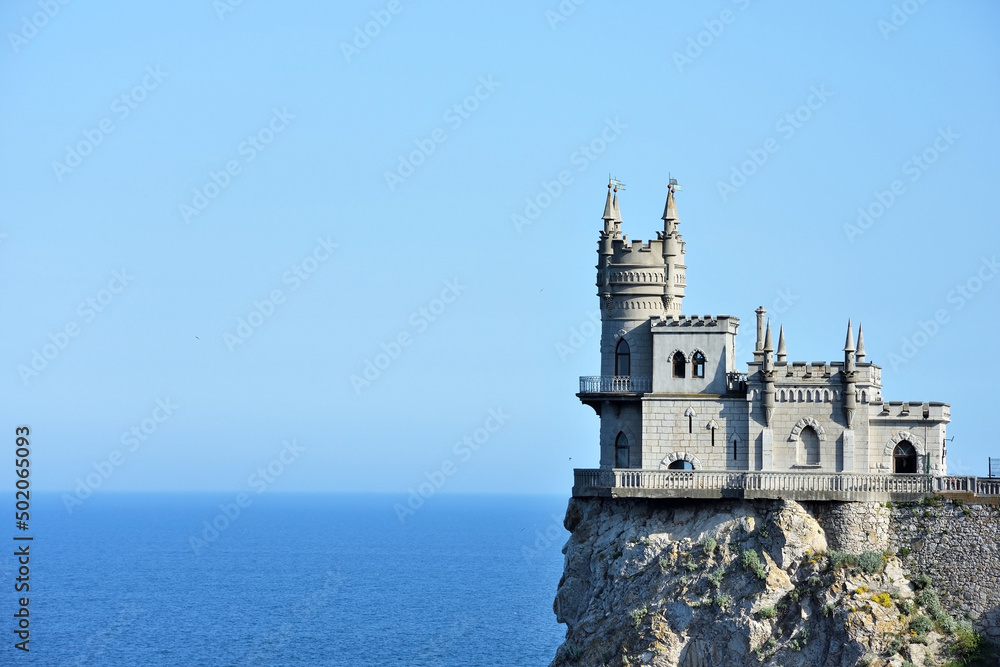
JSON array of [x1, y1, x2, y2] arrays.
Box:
[[551, 497, 999, 667]]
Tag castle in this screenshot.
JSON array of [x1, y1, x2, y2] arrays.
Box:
[[574, 181, 958, 501]]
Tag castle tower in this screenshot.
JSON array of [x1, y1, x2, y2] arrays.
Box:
[[575, 175, 952, 500]]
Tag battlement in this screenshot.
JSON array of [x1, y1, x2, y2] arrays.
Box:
[[651, 314, 739, 333], [872, 401, 951, 422], [746, 361, 882, 385], [608, 238, 666, 264]]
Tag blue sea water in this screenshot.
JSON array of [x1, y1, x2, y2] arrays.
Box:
[[9, 493, 569, 666]]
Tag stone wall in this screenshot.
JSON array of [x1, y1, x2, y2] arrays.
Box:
[[809, 498, 1000, 641]]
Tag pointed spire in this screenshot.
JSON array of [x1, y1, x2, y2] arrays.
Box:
[[763, 321, 774, 352], [856, 324, 866, 363], [612, 186, 622, 222], [661, 185, 678, 221], [844, 319, 855, 352], [602, 181, 614, 221], [776, 325, 787, 363]]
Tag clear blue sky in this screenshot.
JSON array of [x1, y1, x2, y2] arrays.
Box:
[[2, 1, 998, 494]]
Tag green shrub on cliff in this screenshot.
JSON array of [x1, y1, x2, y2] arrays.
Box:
[[629, 605, 647, 629], [944, 625, 998, 667], [858, 550, 886, 574], [827, 550, 858, 571], [741, 548, 767, 580]]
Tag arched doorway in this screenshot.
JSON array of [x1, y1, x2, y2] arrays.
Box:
[[615, 432, 630, 468], [615, 339, 630, 376], [894, 440, 917, 474]]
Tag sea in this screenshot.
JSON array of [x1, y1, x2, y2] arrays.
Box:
[[7, 493, 569, 666]]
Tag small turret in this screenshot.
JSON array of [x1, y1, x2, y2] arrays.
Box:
[[776, 325, 787, 364], [842, 319, 857, 427], [844, 319, 856, 373], [754, 307, 767, 362], [659, 184, 686, 317], [762, 320, 776, 426], [856, 324, 866, 363]]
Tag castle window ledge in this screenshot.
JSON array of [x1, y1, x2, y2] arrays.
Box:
[[791, 464, 822, 470]]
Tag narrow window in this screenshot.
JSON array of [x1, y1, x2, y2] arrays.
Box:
[[732, 437, 738, 461], [615, 339, 631, 376], [710, 426, 715, 447], [893, 441, 917, 474], [615, 432, 630, 468], [672, 351, 686, 378], [691, 351, 706, 378]]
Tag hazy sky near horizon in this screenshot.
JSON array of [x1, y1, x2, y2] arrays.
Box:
[[2, 1, 999, 495]]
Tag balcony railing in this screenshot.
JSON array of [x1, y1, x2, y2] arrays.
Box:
[[572, 468, 1000, 501], [579, 375, 652, 393]]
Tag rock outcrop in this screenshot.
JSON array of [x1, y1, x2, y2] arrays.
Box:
[[552, 498, 990, 667]]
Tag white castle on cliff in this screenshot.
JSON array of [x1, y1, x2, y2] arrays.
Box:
[[577, 181, 950, 487]]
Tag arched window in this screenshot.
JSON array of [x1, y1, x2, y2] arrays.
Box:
[[894, 441, 917, 474], [668, 460, 694, 470], [615, 339, 630, 376], [798, 426, 821, 465], [672, 351, 686, 378], [615, 432, 630, 468], [691, 351, 706, 378]]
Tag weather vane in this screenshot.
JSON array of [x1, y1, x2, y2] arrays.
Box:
[[610, 177, 626, 191], [668, 173, 682, 193]]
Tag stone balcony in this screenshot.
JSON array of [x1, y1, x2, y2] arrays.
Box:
[[578, 375, 652, 394], [572, 468, 1000, 503]]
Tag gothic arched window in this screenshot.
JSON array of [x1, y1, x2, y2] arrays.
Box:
[[894, 441, 917, 474], [798, 426, 821, 465], [672, 351, 686, 378], [615, 339, 631, 376], [615, 432, 630, 468], [691, 351, 706, 378]]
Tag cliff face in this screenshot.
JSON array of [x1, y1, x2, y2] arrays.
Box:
[[552, 497, 997, 667]]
